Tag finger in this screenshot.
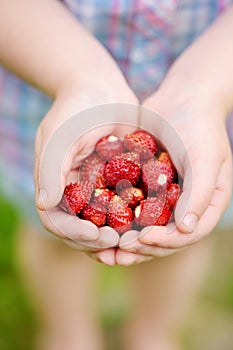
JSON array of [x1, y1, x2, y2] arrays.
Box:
[[120, 230, 179, 257], [35, 122, 77, 210], [139, 225, 169, 243], [140, 165, 232, 250], [89, 248, 117, 266], [175, 153, 220, 233], [140, 200, 224, 249], [80, 226, 119, 250], [38, 207, 99, 241], [140, 223, 194, 249], [192, 159, 232, 236], [63, 227, 119, 251], [116, 249, 153, 266]]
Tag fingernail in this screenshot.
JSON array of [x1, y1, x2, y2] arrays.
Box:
[[98, 251, 116, 266], [182, 213, 198, 233], [36, 188, 47, 209]]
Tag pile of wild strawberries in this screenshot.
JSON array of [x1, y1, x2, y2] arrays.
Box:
[[60, 130, 181, 235]]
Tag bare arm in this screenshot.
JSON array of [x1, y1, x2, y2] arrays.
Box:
[[153, 4, 233, 117], [118, 5, 233, 262], [0, 0, 125, 97], [0, 0, 139, 265]]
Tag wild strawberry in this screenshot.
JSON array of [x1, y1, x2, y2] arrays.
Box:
[[158, 151, 177, 179], [158, 183, 180, 209], [124, 130, 157, 161], [92, 188, 115, 208], [80, 202, 106, 227], [60, 181, 94, 215], [142, 159, 174, 193], [115, 179, 133, 194], [166, 183, 180, 208], [135, 198, 173, 227], [104, 154, 141, 188], [155, 204, 173, 226], [166, 184, 180, 209], [107, 195, 133, 234], [134, 198, 163, 227], [120, 187, 144, 209], [80, 153, 107, 188], [95, 134, 125, 161], [116, 152, 140, 165], [113, 154, 141, 192]]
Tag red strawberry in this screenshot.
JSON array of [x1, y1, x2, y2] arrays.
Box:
[[95, 134, 125, 161], [135, 198, 173, 227], [142, 159, 174, 193], [134, 198, 163, 226], [166, 183, 180, 208], [120, 187, 144, 209], [155, 204, 173, 226], [115, 179, 133, 193], [80, 202, 106, 227], [158, 152, 177, 179], [114, 153, 141, 192], [80, 153, 107, 188], [60, 181, 94, 215], [124, 130, 157, 161], [104, 154, 141, 188], [158, 183, 180, 209], [92, 188, 115, 208], [116, 152, 141, 165], [107, 195, 133, 234]]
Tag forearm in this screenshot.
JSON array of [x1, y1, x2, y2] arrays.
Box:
[[156, 4, 233, 117], [0, 0, 123, 98]]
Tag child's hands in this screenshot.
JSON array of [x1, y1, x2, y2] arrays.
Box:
[[117, 3, 233, 265], [117, 84, 232, 265], [35, 79, 138, 264]]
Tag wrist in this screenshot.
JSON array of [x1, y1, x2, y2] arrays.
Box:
[[39, 68, 137, 141], [149, 60, 228, 122], [154, 7, 233, 119], [55, 61, 131, 99], [54, 67, 138, 109]]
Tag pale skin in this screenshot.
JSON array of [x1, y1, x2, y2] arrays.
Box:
[[1, 0, 233, 349]]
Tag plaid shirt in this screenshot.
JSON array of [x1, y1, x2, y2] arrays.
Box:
[[0, 0, 232, 218]]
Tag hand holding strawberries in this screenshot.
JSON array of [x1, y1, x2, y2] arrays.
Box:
[[35, 84, 232, 267], [117, 76, 233, 264], [34, 76, 139, 262]]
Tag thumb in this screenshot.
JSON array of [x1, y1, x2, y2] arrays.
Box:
[[35, 102, 140, 209], [175, 156, 219, 233], [35, 115, 78, 210], [35, 134, 70, 210]]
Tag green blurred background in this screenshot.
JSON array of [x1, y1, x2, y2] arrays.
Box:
[[0, 191, 233, 350]]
